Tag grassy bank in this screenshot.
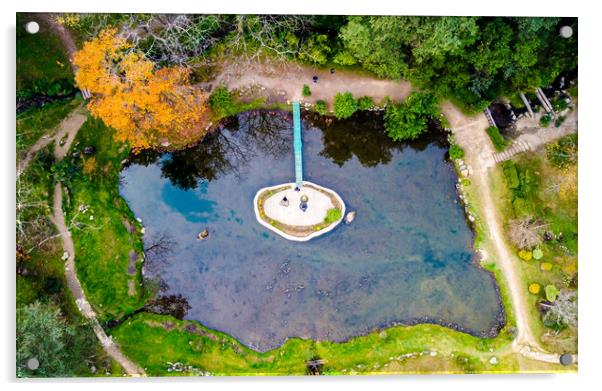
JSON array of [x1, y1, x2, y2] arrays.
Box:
[[113, 312, 530, 376], [65, 116, 148, 321]]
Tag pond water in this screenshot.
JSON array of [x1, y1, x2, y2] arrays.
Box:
[[120, 110, 505, 352]]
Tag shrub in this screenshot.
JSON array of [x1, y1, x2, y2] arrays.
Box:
[[539, 114, 552, 127], [315, 100, 328, 115], [324, 208, 342, 224], [554, 115, 566, 128], [546, 134, 577, 169], [384, 92, 439, 141], [532, 248, 543, 260], [449, 144, 465, 160], [209, 86, 233, 118], [552, 98, 569, 112], [333, 92, 358, 119], [502, 161, 520, 189], [540, 262, 553, 271], [518, 249, 532, 261], [528, 283, 541, 294], [485, 126, 509, 152], [302, 84, 311, 97], [545, 285, 560, 302], [357, 96, 373, 110]]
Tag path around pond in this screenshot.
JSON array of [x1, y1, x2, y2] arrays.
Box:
[[442, 102, 570, 368]]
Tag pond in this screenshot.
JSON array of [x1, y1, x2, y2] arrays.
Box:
[[120, 110, 505, 352]]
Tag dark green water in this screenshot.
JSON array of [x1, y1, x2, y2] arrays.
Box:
[[120, 110, 505, 352]]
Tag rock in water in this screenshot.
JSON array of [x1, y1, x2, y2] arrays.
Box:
[[197, 229, 209, 240], [344, 211, 356, 224]]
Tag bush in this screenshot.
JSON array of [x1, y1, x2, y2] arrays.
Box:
[[545, 285, 560, 302], [540, 262, 553, 271], [302, 84, 311, 97], [333, 92, 358, 119], [546, 134, 577, 169], [209, 86, 233, 118], [554, 115, 566, 127], [357, 96, 373, 110], [315, 100, 328, 116], [384, 92, 439, 141], [539, 114, 552, 127], [501, 161, 520, 189], [485, 126, 509, 152], [449, 144, 465, 160], [324, 208, 342, 224], [518, 249, 532, 261], [552, 98, 569, 112], [528, 283, 541, 294]]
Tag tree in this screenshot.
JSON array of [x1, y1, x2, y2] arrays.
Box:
[[508, 217, 548, 249], [333, 92, 358, 119], [73, 28, 209, 151], [542, 289, 577, 330], [299, 33, 332, 65], [17, 302, 98, 377], [384, 91, 439, 141]]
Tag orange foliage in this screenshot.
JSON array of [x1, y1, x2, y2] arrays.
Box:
[[73, 29, 208, 151]]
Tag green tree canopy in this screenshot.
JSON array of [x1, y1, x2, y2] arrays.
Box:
[[384, 91, 439, 141]]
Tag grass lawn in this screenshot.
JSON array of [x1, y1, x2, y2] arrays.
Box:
[[66, 116, 148, 321]]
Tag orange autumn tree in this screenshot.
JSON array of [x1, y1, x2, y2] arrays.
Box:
[[73, 29, 208, 151]]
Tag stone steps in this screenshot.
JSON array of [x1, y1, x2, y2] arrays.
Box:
[[492, 140, 532, 163]]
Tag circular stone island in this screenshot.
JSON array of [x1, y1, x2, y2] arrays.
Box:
[[254, 181, 346, 241]]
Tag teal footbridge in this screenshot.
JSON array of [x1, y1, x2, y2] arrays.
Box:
[[293, 101, 303, 188]]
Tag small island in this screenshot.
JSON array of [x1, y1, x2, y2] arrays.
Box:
[[254, 181, 345, 241]]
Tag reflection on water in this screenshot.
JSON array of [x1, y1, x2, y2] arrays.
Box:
[[121, 110, 505, 352]]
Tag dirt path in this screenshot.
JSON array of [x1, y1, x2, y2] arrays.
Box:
[[43, 110, 145, 376], [17, 106, 88, 177], [210, 58, 412, 106], [50, 185, 145, 376], [442, 102, 567, 367]]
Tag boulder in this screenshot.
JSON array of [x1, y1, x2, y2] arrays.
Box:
[[344, 211, 356, 224], [197, 229, 209, 240]]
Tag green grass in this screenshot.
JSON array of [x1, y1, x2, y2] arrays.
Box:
[[16, 97, 82, 159], [324, 208, 342, 224], [485, 126, 510, 152], [112, 312, 519, 376], [16, 13, 75, 99], [66, 116, 148, 321]]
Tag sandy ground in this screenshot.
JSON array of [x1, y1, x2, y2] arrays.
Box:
[[264, 185, 334, 226]]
